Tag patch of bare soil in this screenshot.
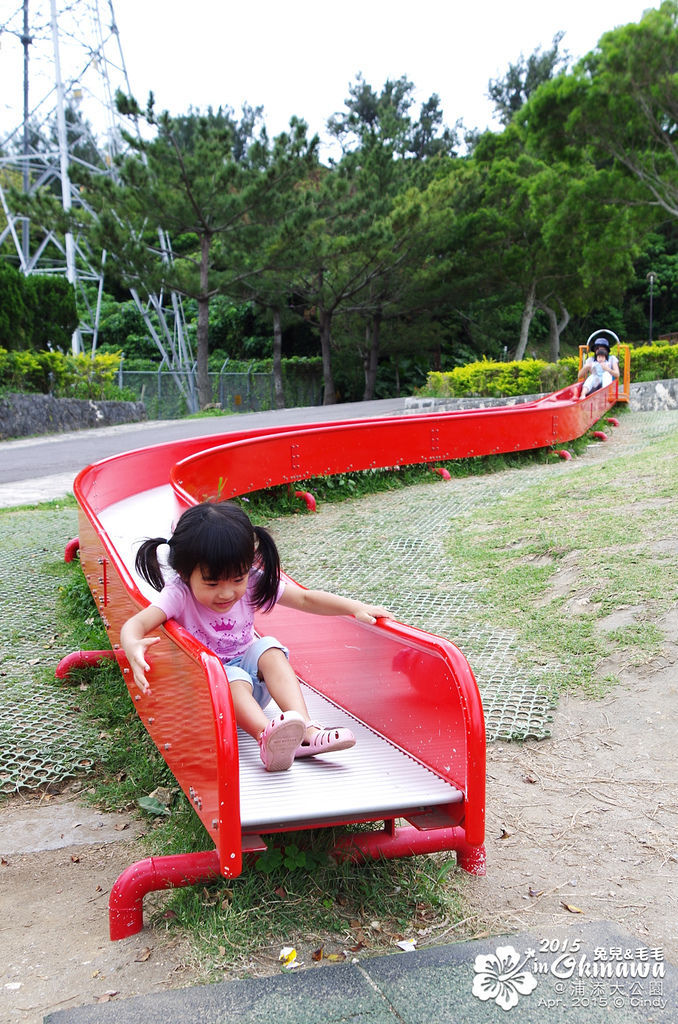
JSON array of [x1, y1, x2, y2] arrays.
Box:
[[468, 606, 678, 960], [0, 801, 199, 1023]]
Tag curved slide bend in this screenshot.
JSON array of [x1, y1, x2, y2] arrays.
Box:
[[63, 379, 619, 939]]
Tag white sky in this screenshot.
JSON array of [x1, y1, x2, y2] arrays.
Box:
[[112, 0, 657, 153], [0, 0, 660, 159]]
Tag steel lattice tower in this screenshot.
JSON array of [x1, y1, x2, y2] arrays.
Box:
[[0, 0, 135, 354]]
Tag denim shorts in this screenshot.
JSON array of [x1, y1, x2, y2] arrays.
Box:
[[223, 635, 289, 710]]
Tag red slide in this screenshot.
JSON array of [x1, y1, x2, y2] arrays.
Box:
[[59, 379, 619, 938]]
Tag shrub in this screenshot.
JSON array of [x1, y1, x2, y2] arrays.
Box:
[[419, 343, 676, 399], [628, 342, 678, 381], [422, 357, 580, 398], [0, 347, 124, 399]]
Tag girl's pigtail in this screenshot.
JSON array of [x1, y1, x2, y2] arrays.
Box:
[[134, 537, 168, 592], [251, 525, 281, 610]]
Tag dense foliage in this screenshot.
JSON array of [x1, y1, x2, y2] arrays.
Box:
[[421, 341, 678, 397], [0, 261, 77, 351], [0, 347, 123, 399], [3, 2, 678, 406]]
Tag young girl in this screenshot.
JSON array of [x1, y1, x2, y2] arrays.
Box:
[[120, 501, 391, 772], [578, 338, 620, 396]]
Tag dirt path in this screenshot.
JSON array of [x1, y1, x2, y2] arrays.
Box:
[[0, 797, 200, 1023], [469, 610, 678, 959]]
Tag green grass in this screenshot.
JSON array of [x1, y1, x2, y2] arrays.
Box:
[[237, 433, 597, 524], [443, 420, 678, 695]]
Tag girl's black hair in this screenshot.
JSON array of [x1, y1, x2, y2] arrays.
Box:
[[134, 502, 281, 611]]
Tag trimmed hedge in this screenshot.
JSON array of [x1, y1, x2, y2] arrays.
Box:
[[421, 342, 678, 398], [629, 342, 678, 381], [423, 356, 579, 398], [0, 348, 125, 400]]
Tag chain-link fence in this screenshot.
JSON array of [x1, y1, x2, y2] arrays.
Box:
[[119, 367, 322, 419]]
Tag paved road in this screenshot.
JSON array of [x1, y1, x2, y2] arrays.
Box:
[[0, 398, 407, 507]]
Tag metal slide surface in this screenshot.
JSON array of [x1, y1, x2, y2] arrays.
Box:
[[96, 484, 464, 836]]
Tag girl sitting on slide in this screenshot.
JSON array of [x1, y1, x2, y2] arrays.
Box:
[[578, 337, 620, 396], [120, 501, 391, 772]]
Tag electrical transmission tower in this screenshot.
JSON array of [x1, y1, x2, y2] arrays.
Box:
[[0, 0, 196, 406], [0, 0, 134, 354]]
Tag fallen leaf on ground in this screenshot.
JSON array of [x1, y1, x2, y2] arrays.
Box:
[[134, 947, 152, 962], [94, 991, 118, 1003], [561, 901, 584, 914]]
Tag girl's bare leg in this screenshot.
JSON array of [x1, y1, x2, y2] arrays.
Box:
[[257, 648, 318, 742], [229, 678, 270, 739]]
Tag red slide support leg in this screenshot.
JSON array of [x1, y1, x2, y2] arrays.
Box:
[[55, 649, 118, 681], [330, 824, 486, 876], [294, 490, 317, 512], [109, 850, 221, 940], [64, 537, 80, 562]]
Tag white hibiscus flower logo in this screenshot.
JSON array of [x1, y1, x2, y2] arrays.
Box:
[[472, 944, 538, 1011]]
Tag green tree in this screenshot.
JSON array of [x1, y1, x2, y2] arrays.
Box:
[[323, 76, 457, 399], [78, 96, 316, 408], [488, 32, 569, 126], [426, 123, 640, 361], [0, 259, 77, 351], [0, 260, 29, 349], [525, 2, 678, 219]]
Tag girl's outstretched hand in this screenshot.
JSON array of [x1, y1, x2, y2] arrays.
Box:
[[353, 604, 393, 624], [124, 635, 160, 695]]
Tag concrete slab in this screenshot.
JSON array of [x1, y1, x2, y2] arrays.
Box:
[[0, 472, 76, 507], [0, 797, 139, 855], [44, 921, 677, 1024], [45, 959, 397, 1024]]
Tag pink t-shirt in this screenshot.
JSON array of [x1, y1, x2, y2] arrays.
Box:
[[153, 572, 285, 663]]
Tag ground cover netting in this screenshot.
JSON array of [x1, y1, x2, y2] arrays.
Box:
[[0, 505, 100, 793], [1, 409, 675, 792], [271, 470, 559, 743]]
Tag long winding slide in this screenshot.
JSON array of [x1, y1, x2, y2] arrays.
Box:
[[60, 376, 621, 939]]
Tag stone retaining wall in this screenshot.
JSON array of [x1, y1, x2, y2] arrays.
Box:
[[0, 392, 147, 440], [1, 379, 675, 441], [628, 378, 678, 411], [404, 379, 678, 415]]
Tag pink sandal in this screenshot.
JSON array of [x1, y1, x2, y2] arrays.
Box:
[[295, 721, 356, 759], [259, 711, 306, 772]]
